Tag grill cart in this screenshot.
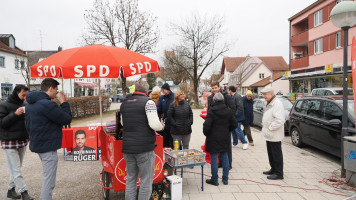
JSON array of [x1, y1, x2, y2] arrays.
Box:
[[99, 112, 169, 200]]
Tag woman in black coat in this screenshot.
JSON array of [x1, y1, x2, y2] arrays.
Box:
[[167, 90, 193, 149], [242, 90, 254, 145], [0, 85, 34, 200], [203, 93, 237, 186]]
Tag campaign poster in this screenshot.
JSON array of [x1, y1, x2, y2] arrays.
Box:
[[72, 127, 98, 162]]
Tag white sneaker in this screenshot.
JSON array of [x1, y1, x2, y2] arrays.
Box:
[[243, 143, 248, 150]]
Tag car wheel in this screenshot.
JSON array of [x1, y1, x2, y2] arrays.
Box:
[[291, 127, 304, 147]]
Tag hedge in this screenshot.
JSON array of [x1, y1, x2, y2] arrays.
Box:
[[1, 96, 111, 119], [66, 96, 111, 119]]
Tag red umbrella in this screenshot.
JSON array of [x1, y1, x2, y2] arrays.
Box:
[[29, 44, 160, 122], [30, 44, 159, 78]]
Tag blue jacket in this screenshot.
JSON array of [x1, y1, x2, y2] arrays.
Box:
[[242, 96, 254, 126], [157, 91, 174, 129], [25, 91, 72, 153]]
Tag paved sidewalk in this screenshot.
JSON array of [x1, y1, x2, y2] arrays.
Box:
[[182, 109, 353, 200]]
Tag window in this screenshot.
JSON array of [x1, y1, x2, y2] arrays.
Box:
[[314, 39, 323, 54], [303, 100, 321, 118], [15, 59, 19, 70], [1, 83, 13, 99], [0, 56, 4, 67], [336, 32, 341, 48], [321, 101, 342, 121], [294, 100, 304, 113], [9, 37, 15, 48], [314, 10, 323, 27], [20, 60, 25, 70], [259, 73, 264, 79]]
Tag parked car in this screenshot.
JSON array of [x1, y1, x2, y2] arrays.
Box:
[[311, 87, 353, 96], [110, 93, 124, 103], [253, 96, 293, 134], [289, 96, 355, 157]]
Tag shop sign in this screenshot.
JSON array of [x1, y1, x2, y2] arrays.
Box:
[[283, 71, 289, 79], [326, 64, 333, 73]]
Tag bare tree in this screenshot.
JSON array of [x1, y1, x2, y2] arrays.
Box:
[[82, 0, 159, 96], [167, 14, 229, 104], [163, 50, 191, 85], [15, 56, 31, 87]]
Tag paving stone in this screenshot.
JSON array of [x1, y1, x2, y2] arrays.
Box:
[[233, 192, 259, 200], [238, 185, 263, 193], [277, 192, 304, 200], [255, 193, 282, 200]]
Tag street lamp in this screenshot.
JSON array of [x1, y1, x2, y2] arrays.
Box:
[[330, 0, 356, 177]]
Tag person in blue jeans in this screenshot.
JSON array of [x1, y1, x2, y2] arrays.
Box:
[[203, 93, 237, 186], [228, 86, 248, 150]]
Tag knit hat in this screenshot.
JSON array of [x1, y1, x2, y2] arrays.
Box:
[[161, 83, 170, 91], [246, 90, 253, 95], [213, 93, 224, 102]]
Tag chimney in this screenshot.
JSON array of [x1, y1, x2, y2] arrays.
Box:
[[58, 46, 62, 52]]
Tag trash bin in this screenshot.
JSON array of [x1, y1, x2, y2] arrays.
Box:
[[344, 136, 356, 186]]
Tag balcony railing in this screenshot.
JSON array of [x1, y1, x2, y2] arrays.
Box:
[[290, 56, 309, 70], [291, 30, 308, 46]]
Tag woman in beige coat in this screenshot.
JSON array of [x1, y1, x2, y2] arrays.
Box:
[[261, 87, 285, 180]]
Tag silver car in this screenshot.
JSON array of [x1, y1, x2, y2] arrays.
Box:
[[311, 87, 353, 96]]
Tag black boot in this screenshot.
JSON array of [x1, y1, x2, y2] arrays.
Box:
[[7, 188, 21, 199], [21, 191, 34, 200]]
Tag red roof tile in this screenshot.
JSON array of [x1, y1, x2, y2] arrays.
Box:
[[0, 41, 26, 57], [258, 56, 288, 71], [222, 57, 246, 73], [250, 72, 285, 87]]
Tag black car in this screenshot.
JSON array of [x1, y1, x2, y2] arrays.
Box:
[[253, 96, 293, 134], [289, 96, 355, 157]]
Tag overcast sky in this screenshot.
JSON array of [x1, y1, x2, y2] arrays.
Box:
[[2, 0, 316, 77]]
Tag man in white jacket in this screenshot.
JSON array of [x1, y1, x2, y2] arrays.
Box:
[[261, 87, 285, 180]]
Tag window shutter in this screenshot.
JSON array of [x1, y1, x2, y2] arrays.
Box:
[[308, 14, 314, 29], [309, 41, 314, 56]]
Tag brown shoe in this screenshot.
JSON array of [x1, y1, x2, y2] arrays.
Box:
[[249, 142, 254, 146]]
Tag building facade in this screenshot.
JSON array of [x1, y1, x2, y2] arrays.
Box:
[[226, 56, 288, 94], [289, 0, 356, 96], [0, 34, 27, 99]]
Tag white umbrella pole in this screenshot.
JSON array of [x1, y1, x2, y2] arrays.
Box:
[[99, 79, 103, 125]]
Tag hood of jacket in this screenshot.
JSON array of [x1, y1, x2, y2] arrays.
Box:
[[7, 89, 25, 105], [150, 92, 161, 99], [26, 91, 50, 104], [211, 101, 231, 117]]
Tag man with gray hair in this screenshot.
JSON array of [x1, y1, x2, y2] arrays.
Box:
[[261, 87, 285, 180], [120, 80, 163, 200]]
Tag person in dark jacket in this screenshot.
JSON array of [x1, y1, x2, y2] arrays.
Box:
[[207, 82, 235, 113], [242, 90, 254, 146], [167, 90, 193, 149], [228, 86, 248, 150], [120, 80, 163, 200], [25, 78, 72, 200], [0, 85, 34, 200], [157, 83, 174, 148], [207, 82, 235, 169], [203, 93, 237, 186]]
